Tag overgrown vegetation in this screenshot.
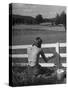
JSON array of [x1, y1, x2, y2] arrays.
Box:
[[12, 65, 66, 86]]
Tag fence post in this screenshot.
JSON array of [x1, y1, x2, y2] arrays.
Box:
[[55, 42, 60, 54], [55, 42, 61, 68]]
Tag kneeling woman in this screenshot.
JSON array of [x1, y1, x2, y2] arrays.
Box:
[[25, 37, 66, 85]]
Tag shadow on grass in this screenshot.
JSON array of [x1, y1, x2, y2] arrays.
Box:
[[12, 66, 66, 87]]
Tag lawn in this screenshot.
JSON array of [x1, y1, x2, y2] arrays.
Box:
[[12, 24, 66, 45], [10, 24, 66, 86]]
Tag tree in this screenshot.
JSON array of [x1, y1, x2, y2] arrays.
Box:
[[35, 14, 43, 24], [60, 11, 66, 30], [55, 14, 60, 25], [55, 11, 66, 30]]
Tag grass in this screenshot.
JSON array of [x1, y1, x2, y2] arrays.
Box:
[[11, 24, 66, 86], [12, 24, 66, 64], [12, 65, 66, 86], [12, 24, 66, 45]]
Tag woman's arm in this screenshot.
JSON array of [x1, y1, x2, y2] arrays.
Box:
[[40, 50, 57, 62], [40, 50, 48, 62], [47, 52, 57, 60]]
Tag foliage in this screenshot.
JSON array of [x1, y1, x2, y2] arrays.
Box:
[[35, 14, 43, 24]]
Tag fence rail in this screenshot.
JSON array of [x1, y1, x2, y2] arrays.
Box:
[[10, 42, 66, 67], [10, 53, 66, 58], [10, 42, 66, 49], [12, 63, 66, 67]]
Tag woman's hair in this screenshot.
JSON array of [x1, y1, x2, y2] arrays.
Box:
[[32, 37, 42, 48]]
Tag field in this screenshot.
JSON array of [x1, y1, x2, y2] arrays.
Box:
[[10, 24, 66, 86], [12, 24, 66, 45], [12, 24, 66, 64]]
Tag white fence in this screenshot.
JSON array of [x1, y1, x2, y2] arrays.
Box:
[[10, 42, 66, 67]]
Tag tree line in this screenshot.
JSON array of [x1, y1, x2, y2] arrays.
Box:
[[9, 4, 66, 29], [35, 12, 66, 29], [55, 11, 66, 29]]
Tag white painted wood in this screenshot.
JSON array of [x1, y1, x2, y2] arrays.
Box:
[[10, 53, 66, 58], [12, 63, 66, 67], [10, 42, 66, 49]]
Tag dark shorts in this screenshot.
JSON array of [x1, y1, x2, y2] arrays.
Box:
[[23, 64, 56, 84], [27, 64, 54, 76]]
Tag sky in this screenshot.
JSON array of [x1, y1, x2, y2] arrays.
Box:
[[12, 3, 66, 18]]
